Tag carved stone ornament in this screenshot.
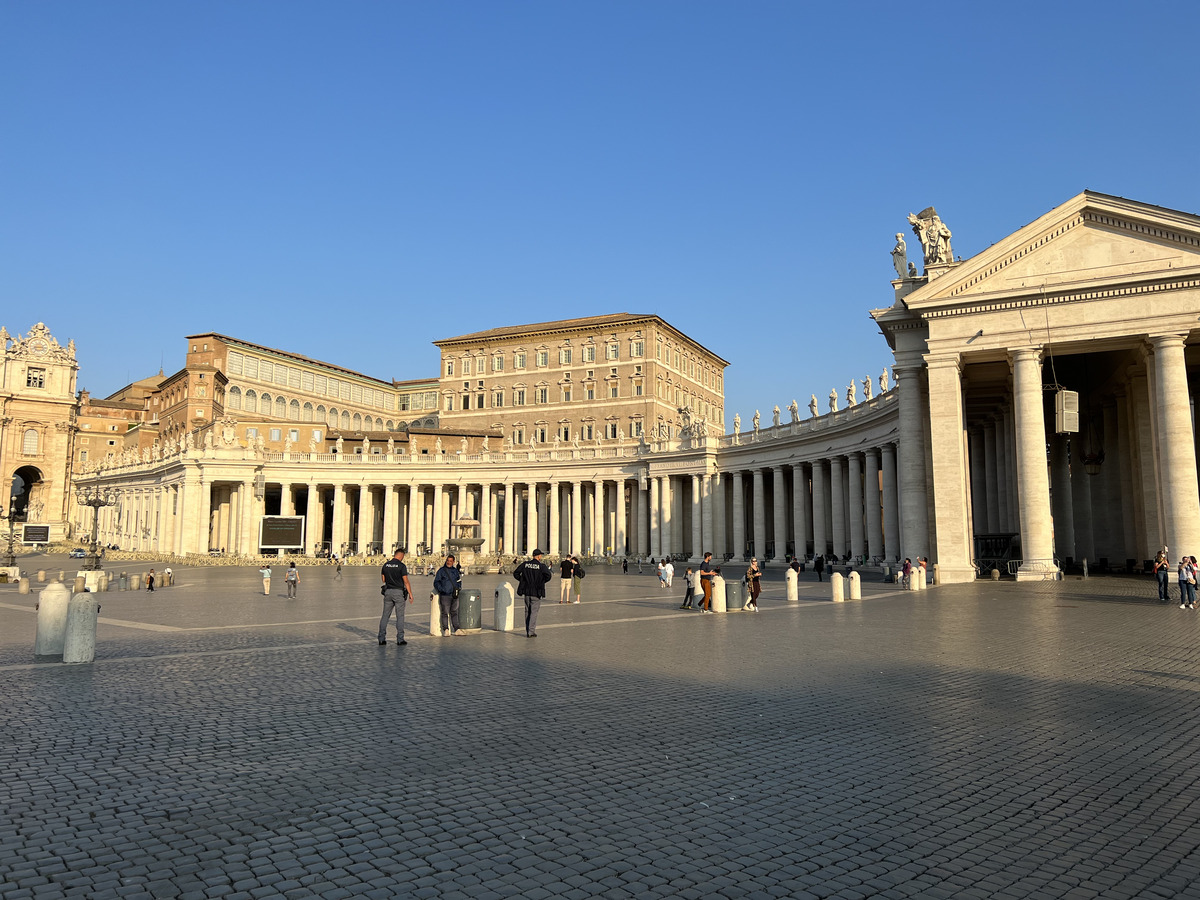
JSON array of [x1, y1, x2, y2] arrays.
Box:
[[907, 207, 954, 267], [8, 322, 75, 362], [219, 417, 238, 447]]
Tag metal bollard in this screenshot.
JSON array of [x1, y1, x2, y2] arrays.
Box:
[[785, 568, 798, 602], [830, 572, 845, 602], [494, 583, 518, 632], [63, 592, 101, 664], [849, 571, 861, 600], [35, 583, 72, 658], [710, 574, 727, 612]]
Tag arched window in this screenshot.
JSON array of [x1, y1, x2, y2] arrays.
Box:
[[22, 429, 38, 454], [341, 411, 351, 430], [352, 413, 362, 431], [275, 396, 286, 418], [386, 419, 394, 431], [260, 393, 272, 415], [328, 407, 338, 427], [303, 402, 314, 422], [227, 386, 242, 410], [245, 389, 257, 409]]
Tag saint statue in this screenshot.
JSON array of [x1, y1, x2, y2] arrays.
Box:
[[481, 436, 489, 452], [387, 436, 395, 454], [828, 388, 839, 413], [907, 208, 954, 266], [880, 367, 890, 393], [862, 375, 873, 401], [363, 437, 371, 455], [309, 437, 318, 453], [284, 435, 293, 453], [733, 413, 741, 434], [788, 399, 799, 423], [435, 437, 442, 453], [847, 381, 857, 407], [204, 431, 213, 449], [554, 434, 561, 448], [460, 437, 468, 453], [335, 436, 344, 454], [752, 410, 761, 434], [809, 394, 819, 418], [772, 405, 781, 427], [891, 233, 908, 279]]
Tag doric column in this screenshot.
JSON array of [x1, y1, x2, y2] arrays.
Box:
[[331, 484, 347, 557], [700, 475, 713, 558], [1115, 390, 1139, 563], [925, 354, 974, 581], [406, 484, 422, 554], [1071, 440, 1095, 564], [592, 479, 604, 555], [479, 484, 492, 555], [1049, 434, 1074, 563], [238, 480, 255, 555], [636, 478, 649, 557], [660, 476, 672, 557], [573, 480, 585, 557], [983, 420, 1000, 533], [968, 429, 987, 539], [730, 471, 745, 560], [691, 475, 703, 561], [525, 482, 537, 555], [281, 484, 295, 517], [993, 414, 1010, 532], [770, 466, 787, 561], [547, 482, 560, 557], [750, 468, 766, 560], [895, 359, 930, 562], [502, 482, 514, 556], [615, 479, 627, 557], [1005, 405, 1019, 532], [864, 449, 882, 563], [1096, 401, 1123, 561], [830, 456, 845, 559], [190, 474, 210, 554], [811, 460, 827, 559], [356, 483, 372, 553], [712, 472, 726, 558], [792, 464, 809, 560], [847, 454, 865, 561], [1129, 369, 1161, 556], [1011, 347, 1055, 578], [431, 483, 444, 556], [1150, 334, 1200, 555], [383, 484, 397, 554], [306, 481, 320, 555]]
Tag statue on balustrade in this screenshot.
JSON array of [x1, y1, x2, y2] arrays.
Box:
[[846, 381, 857, 407], [788, 399, 799, 423], [772, 405, 781, 427], [880, 367, 890, 392], [891, 232, 908, 279], [809, 394, 819, 418], [862, 375, 873, 401], [828, 389, 838, 413]]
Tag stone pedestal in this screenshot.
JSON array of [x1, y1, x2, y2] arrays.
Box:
[[494, 583, 518, 632], [848, 571, 861, 600], [710, 575, 726, 613], [785, 569, 798, 602], [63, 593, 100, 664], [429, 593, 444, 637], [35, 583, 71, 658], [830, 572, 845, 603]]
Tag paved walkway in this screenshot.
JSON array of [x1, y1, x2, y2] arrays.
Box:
[[2, 555, 1199, 899]]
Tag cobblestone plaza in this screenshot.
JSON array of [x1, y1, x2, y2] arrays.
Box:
[[3, 560, 1200, 899]]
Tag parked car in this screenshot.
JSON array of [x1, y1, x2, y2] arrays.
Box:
[[68, 548, 87, 558]]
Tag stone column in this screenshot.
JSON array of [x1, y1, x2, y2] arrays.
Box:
[[637, 478, 649, 557], [1011, 348, 1055, 578], [1095, 401, 1123, 562], [525, 483, 537, 555], [691, 475, 703, 561], [238, 480, 255, 555], [770, 466, 787, 561], [700, 475, 713, 558], [574, 480, 586, 558], [547, 482, 560, 557], [791, 464, 809, 560], [969, 429, 988, 540], [847, 454, 865, 561], [616, 478, 627, 557], [993, 414, 1010, 533], [1129, 370, 1161, 556], [829, 456, 846, 559], [306, 481, 320, 555], [811, 460, 827, 559], [712, 472, 726, 558], [331, 484, 347, 557], [925, 355, 974, 582], [502, 482, 514, 556], [1150, 334, 1200, 556], [1005, 405, 1019, 532], [983, 420, 1000, 533], [592, 479, 604, 555], [281, 485, 295, 517], [864, 449, 882, 563], [1049, 434, 1074, 563], [1115, 391, 1138, 564], [479, 484, 493, 555], [728, 471, 743, 560], [1071, 442, 1095, 565], [406, 485, 421, 554], [660, 476, 672, 557], [750, 469, 766, 560], [383, 484, 397, 554], [431, 483, 444, 556], [895, 360, 930, 562], [356, 483, 371, 553]]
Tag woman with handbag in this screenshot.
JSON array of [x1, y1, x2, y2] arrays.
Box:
[[1179, 556, 1197, 610], [744, 558, 761, 611]]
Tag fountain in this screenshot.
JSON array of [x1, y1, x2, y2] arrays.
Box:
[[446, 516, 485, 571]]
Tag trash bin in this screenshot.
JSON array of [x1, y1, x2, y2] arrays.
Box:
[[725, 579, 747, 610], [458, 589, 482, 630]]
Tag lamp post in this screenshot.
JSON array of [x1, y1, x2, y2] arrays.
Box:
[[0, 507, 17, 568], [75, 485, 118, 571]]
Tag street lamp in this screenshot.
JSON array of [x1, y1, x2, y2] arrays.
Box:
[[0, 507, 17, 568], [75, 485, 118, 571]]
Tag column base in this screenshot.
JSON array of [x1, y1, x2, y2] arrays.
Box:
[[1016, 559, 1060, 582], [929, 564, 977, 585]]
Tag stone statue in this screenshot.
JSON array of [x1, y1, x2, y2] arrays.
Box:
[[733, 413, 741, 434], [481, 436, 489, 452], [335, 436, 344, 454], [752, 410, 760, 435], [908, 262, 918, 277], [553, 434, 561, 448], [828, 389, 838, 413], [862, 375, 873, 401], [204, 431, 213, 449], [847, 381, 857, 407], [284, 435, 293, 452], [679, 406, 693, 430], [880, 367, 890, 393], [788, 399, 799, 423], [255, 434, 265, 453], [460, 437, 468, 453], [152, 444, 161, 461], [772, 405, 781, 427], [309, 436, 318, 453], [435, 437, 442, 453], [387, 436, 395, 454], [891, 366, 897, 386], [809, 394, 819, 418], [186, 431, 195, 450], [907, 208, 953, 266], [891, 233, 908, 279], [363, 437, 371, 455]]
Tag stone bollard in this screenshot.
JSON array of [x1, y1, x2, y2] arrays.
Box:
[[63, 592, 101, 664], [58, 570, 66, 582], [915, 570, 926, 591], [97, 572, 109, 592], [830, 572, 845, 602], [119, 572, 128, 591], [494, 583, 518, 632], [130, 573, 141, 591], [991, 568, 1000, 581], [933, 564, 941, 585], [785, 568, 798, 602], [849, 571, 861, 600], [35, 583, 72, 658], [18, 577, 30, 595], [37, 570, 46, 583], [429, 592, 444, 637], [73, 575, 86, 594], [882, 564, 891, 582], [710, 574, 727, 613]]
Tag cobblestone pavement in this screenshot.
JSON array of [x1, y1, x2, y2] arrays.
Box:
[[3, 557, 1200, 899]]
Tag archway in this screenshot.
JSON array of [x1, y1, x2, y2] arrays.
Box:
[[10, 465, 45, 521]]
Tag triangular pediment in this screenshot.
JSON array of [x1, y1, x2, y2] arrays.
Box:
[[904, 192, 1200, 310]]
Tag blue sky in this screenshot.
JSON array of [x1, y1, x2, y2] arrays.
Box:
[[3, 1, 1198, 426]]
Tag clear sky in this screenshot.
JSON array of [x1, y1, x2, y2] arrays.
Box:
[[3, 1, 1198, 427]]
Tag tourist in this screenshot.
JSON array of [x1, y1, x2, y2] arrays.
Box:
[[335, 555, 343, 580], [698, 552, 714, 611], [513, 549, 552, 637], [680, 567, 695, 609], [571, 556, 585, 603], [146, 569, 156, 593], [258, 564, 272, 595], [744, 558, 761, 611], [433, 554, 464, 635], [1154, 550, 1170, 602], [663, 558, 674, 588], [163, 566, 172, 587], [622, 558, 628, 575], [918, 557, 928, 585], [559, 554, 574, 603], [814, 554, 825, 582], [378, 548, 413, 645], [901, 558, 912, 590], [657, 558, 666, 588], [1178, 555, 1196, 610], [285, 562, 299, 598]]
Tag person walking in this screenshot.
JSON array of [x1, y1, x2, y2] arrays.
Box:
[[334, 555, 343, 580], [622, 558, 628, 575], [698, 552, 714, 611], [901, 558, 912, 590], [657, 558, 666, 589], [1155, 549, 1171, 602], [814, 554, 825, 582], [744, 558, 761, 611], [680, 567, 696, 609], [513, 549, 552, 637], [285, 562, 299, 598], [146, 569, 156, 593], [571, 556, 585, 603], [163, 566, 173, 587], [258, 564, 272, 595], [378, 548, 414, 645], [663, 559, 674, 588], [434, 554, 464, 635], [559, 555, 574, 603], [1178, 555, 1196, 610]]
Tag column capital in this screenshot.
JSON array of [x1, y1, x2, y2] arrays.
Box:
[[1146, 332, 1189, 352], [1008, 345, 1043, 366], [923, 352, 963, 373]]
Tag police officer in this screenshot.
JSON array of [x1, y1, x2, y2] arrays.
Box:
[[379, 547, 414, 645]]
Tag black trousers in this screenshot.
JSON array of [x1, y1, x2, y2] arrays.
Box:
[[439, 592, 460, 633]]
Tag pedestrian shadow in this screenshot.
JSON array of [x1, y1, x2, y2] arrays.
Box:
[[336, 622, 377, 640]]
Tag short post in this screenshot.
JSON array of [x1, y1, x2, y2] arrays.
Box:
[[98, 572, 109, 592], [63, 592, 100, 664], [882, 564, 891, 582], [35, 583, 72, 659], [933, 563, 941, 585], [130, 573, 141, 591], [991, 568, 1000, 581], [785, 568, 798, 602], [37, 570, 46, 583], [429, 592, 443, 637], [73, 575, 86, 593], [710, 574, 727, 613], [119, 572, 128, 591], [830, 572, 845, 602], [848, 571, 861, 600], [915, 570, 925, 591], [494, 583, 518, 632], [18, 577, 30, 595]]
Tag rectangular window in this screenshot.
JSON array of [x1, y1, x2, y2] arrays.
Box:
[[513, 428, 525, 445], [536, 350, 549, 367], [606, 344, 618, 360], [446, 360, 455, 376], [560, 348, 572, 365], [563, 387, 572, 402], [631, 340, 644, 358], [583, 345, 595, 363], [535, 426, 548, 443], [536, 387, 548, 404], [302, 372, 314, 392], [609, 384, 619, 398], [312, 430, 322, 443], [398, 394, 411, 411], [228, 352, 243, 375], [445, 395, 454, 411], [514, 389, 526, 406], [80, 449, 88, 461], [492, 391, 504, 408], [493, 356, 504, 372], [586, 385, 595, 400], [634, 381, 643, 397], [632, 421, 643, 437], [461, 395, 470, 410], [289, 429, 300, 442], [269, 428, 282, 442], [351, 384, 363, 403], [476, 394, 484, 409], [560, 424, 570, 441], [514, 352, 526, 370], [247, 427, 259, 438], [605, 423, 618, 439], [314, 374, 327, 395], [26, 368, 45, 388]]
